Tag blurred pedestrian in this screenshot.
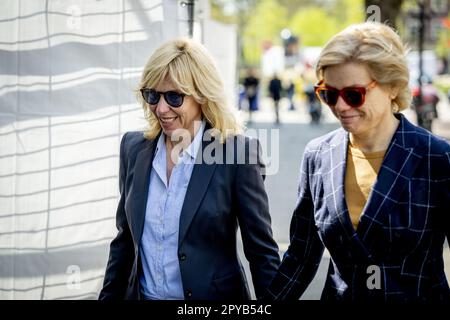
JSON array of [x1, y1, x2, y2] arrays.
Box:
[[99, 38, 280, 300], [302, 62, 321, 124], [268, 73, 283, 124], [243, 68, 260, 123], [412, 77, 440, 132], [286, 79, 296, 111], [266, 22, 450, 301]]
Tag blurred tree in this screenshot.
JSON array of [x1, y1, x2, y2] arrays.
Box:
[[210, 0, 365, 67], [288, 0, 364, 47], [210, 0, 258, 25], [277, 0, 318, 18], [365, 0, 404, 27], [339, 0, 365, 26], [242, 0, 288, 66], [436, 14, 450, 60], [289, 7, 340, 46], [436, 28, 448, 57], [210, 0, 259, 72], [210, 0, 236, 24]]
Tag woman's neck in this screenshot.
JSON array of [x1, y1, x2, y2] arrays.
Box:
[[164, 121, 202, 155], [349, 114, 399, 153]]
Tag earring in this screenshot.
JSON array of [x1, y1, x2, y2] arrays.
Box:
[[392, 103, 399, 113]]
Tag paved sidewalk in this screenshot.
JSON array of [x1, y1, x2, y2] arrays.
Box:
[[432, 118, 450, 141], [432, 92, 450, 140]]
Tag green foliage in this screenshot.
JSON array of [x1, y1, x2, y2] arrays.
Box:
[[289, 0, 365, 47], [436, 30, 448, 58], [436, 14, 450, 59], [277, 0, 318, 18], [210, 0, 236, 24], [342, 0, 365, 25], [289, 7, 339, 47], [240, 0, 365, 65], [242, 0, 288, 66]]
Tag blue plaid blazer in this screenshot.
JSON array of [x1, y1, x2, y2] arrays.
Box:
[[267, 114, 450, 301]]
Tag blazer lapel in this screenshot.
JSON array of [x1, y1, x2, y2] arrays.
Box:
[[128, 135, 158, 245], [178, 128, 217, 245], [322, 129, 357, 240], [357, 114, 424, 245]]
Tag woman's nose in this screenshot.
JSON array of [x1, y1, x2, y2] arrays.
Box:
[[155, 95, 171, 113], [334, 95, 352, 112]]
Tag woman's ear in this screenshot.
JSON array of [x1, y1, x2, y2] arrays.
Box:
[[390, 86, 400, 100]]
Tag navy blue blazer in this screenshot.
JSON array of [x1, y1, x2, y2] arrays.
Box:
[[267, 114, 450, 301], [99, 124, 280, 300]]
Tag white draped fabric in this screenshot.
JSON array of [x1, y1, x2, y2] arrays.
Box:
[[0, 0, 201, 299]]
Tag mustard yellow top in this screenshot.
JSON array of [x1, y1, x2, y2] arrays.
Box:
[[345, 145, 386, 230]]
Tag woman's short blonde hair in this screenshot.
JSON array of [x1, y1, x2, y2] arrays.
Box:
[[137, 37, 242, 142], [316, 22, 411, 112]]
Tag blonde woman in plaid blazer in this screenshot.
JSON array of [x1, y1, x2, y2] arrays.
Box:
[[266, 22, 450, 301]]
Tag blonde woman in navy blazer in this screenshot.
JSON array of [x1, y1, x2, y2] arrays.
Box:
[[99, 38, 279, 300], [266, 22, 450, 301]]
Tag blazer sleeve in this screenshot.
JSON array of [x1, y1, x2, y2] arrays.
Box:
[[99, 132, 135, 300], [234, 138, 281, 299], [265, 148, 324, 300], [442, 149, 450, 242]]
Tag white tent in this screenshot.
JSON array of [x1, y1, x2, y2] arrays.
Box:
[[0, 0, 236, 299]]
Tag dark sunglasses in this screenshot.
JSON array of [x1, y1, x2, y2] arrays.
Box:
[[140, 88, 186, 108], [314, 80, 377, 108]]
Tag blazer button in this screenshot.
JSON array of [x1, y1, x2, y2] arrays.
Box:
[[179, 253, 187, 261], [185, 289, 192, 298]]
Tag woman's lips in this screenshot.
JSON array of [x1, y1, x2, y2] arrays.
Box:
[[339, 115, 359, 123], [160, 116, 177, 124], [159, 116, 178, 129]]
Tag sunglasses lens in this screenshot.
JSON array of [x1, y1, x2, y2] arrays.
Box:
[[142, 89, 160, 104], [343, 89, 364, 107], [319, 89, 338, 106], [165, 91, 184, 107]]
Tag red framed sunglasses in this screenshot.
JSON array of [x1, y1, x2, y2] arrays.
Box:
[[314, 80, 377, 108]]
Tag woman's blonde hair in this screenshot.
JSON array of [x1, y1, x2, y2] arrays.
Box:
[[316, 22, 411, 112], [137, 37, 243, 142]]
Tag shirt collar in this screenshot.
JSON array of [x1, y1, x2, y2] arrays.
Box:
[[155, 120, 206, 161], [184, 120, 205, 160], [154, 129, 166, 159]]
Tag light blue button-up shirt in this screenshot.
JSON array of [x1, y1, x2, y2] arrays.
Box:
[[139, 121, 205, 300]]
